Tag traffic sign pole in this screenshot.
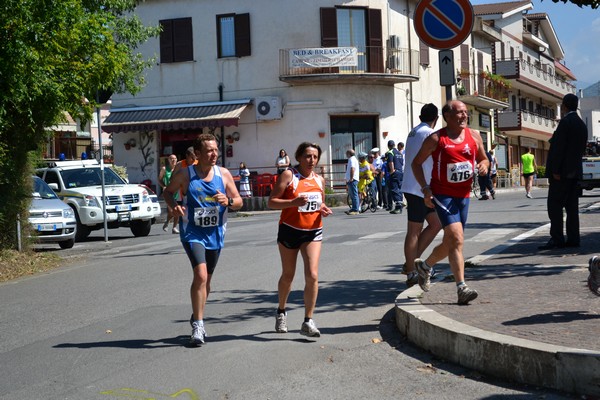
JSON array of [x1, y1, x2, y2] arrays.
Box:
[[439, 50, 456, 101], [414, 0, 474, 100]]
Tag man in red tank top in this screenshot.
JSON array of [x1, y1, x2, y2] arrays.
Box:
[[411, 101, 489, 305]]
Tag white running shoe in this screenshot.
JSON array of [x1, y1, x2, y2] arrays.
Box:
[[415, 258, 432, 292], [457, 285, 478, 305], [190, 321, 205, 346], [300, 319, 321, 337], [275, 312, 288, 333]]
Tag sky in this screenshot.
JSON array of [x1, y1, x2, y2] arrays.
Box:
[[469, 0, 600, 91]]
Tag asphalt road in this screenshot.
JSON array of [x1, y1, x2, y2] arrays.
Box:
[[1, 187, 589, 399]]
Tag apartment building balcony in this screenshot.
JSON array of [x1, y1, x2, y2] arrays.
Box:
[[456, 71, 509, 110], [494, 58, 576, 101], [496, 109, 558, 138], [472, 18, 502, 42], [279, 46, 420, 86]]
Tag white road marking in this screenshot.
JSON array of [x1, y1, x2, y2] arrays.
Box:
[[467, 223, 550, 264], [469, 228, 518, 242]]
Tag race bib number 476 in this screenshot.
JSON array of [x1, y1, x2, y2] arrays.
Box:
[[298, 192, 322, 213], [446, 161, 473, 183]]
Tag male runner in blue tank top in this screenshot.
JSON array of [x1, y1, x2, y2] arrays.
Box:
[[164, 133, 242, 346]]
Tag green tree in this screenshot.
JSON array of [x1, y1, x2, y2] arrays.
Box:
[[0, 0, 159, 250], [547, 0, 600, 8]]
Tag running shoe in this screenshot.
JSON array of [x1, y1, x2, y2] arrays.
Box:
[[526, 192, 532, 199], [430, 267, 437, 279], [457, 285, 478, 305], [300, 319, 321, 337], [190, 321, 205, 346], [389, 207, 403, 214], [406, 271, 419, 288], [414, 258, 431, 292], [190, 314, 207, 337], [588, 256, 600, 296], [162, 221, 169, 232], [275, 312, 288, 333]]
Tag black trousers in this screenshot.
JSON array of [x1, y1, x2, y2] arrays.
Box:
[[478, 174, 494, 196], [374, 175, 384, 207], [547, 177, 580, 245]]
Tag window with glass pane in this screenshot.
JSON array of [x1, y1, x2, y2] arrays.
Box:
[[219, 16, 235, 57], [336, 8, 366, 73]]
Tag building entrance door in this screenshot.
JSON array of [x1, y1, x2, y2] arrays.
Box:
[[330, 116, 377, 188]]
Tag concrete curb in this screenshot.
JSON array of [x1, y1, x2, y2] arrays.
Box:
[[395, 285, 600, 396]]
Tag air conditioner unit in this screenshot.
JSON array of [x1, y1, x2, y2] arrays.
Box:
[[255, 97, 282, 121], [388, 35, 401, 49], [387, 55, 401, 71]]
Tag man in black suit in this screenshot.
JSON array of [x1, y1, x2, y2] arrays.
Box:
[[539, 93, 588, 250]]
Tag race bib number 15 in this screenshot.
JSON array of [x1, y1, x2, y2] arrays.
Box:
[[298, 192, 322, 213], [447, 161, 473, 183]]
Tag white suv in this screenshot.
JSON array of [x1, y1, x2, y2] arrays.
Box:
[[37, 160, 157, 241], [29, 176, 77, 249]]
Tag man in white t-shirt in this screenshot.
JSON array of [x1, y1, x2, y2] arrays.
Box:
[[345, 149, 360, 215], [370, 147, 385, 209], [400, 103, 442, 287]]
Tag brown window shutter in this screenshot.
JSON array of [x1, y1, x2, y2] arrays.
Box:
[[234, 13, 251, 57], [461, 44, 470, 92], [477, 50, 484, 93], [419, 41, 429, 65], [367, 8, 383, 73], [159, 20, 174, 63], [320, 8, 337, 47], [173, 17, 193, 62]]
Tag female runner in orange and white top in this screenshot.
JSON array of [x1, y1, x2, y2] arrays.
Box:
[[268, 142, 333, 337]]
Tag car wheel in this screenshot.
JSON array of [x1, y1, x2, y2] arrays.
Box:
[[59, 239, 75, 249], [74, 210, 91, 242], [130, 220, 152, 237]]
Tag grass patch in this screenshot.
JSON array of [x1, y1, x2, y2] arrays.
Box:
[[0, 250, 63, 283]]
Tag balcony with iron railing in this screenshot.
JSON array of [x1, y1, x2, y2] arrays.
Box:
[[456, 70, 510, 110], [496, 109, 558, 136], [279, 46, 420, 86], [494, 58, 576, 100]]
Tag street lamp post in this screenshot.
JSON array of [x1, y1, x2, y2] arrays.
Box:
[[95, 94, 109, 243]]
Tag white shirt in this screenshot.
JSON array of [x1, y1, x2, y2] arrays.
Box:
[[345, 156, 359, 182], [401, 122, 434, 198], [372, 156, 383, 171]]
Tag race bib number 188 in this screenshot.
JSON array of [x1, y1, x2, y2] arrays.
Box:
[[298, 192, 322, 213], [446, 161, 473, 183]]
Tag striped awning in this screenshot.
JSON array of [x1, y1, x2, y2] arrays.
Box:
[[102, 99, 251, 133]]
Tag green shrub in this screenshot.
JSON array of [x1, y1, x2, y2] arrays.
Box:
[[535, 166, 546, 178]]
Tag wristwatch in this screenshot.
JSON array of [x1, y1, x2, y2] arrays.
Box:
[[228, 197, 234, 207]]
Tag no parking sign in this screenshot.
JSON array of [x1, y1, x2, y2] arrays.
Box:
[[414, 0, 474, 50]]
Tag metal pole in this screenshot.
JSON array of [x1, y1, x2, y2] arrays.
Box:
[[96, 104, 109, 242], [16, 214, 22, 252]]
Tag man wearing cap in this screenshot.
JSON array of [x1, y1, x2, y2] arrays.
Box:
[[345, 149, 360, 215], [386, 139, 405, 214], [370, 147, 385, 209]]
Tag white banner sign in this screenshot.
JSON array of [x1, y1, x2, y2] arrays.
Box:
[[289, 47, 358, 69]]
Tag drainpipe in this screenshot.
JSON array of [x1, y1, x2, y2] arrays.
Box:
[[219, 83, 225, 166], [406, 0, 414, 130]]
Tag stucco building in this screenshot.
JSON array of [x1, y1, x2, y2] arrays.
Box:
[[102, 0, 576, 191]]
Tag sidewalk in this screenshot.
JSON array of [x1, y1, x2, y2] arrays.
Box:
[[395, 198, 600, 397]]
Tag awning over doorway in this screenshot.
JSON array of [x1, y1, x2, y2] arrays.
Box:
[[102, 99, 251, 133]]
